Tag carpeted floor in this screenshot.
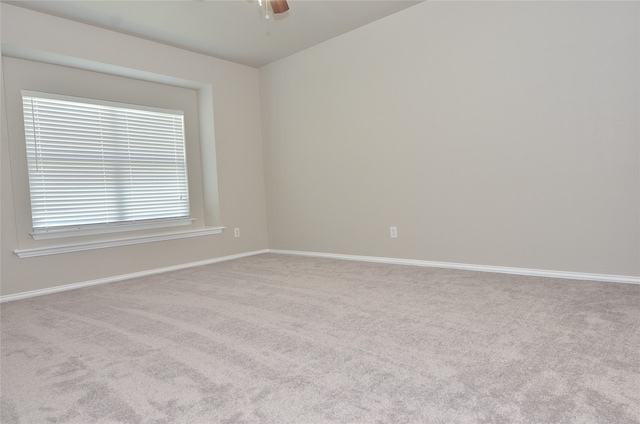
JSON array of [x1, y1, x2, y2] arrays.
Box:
[[1, 253, 639, 423]]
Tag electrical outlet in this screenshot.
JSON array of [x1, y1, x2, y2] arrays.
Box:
[[390, 226, 398, 238], [234, 228, 240, 238]]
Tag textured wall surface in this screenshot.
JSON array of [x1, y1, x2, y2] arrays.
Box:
[[1, 4, 269, 296], [261, 1, 639, 276]]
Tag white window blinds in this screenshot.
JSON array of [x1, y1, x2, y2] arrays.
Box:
[[22, 91, 190, 234]]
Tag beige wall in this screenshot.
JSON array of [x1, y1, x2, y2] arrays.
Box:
[[1, 4, 269, 296], [261, 1, 640, 276], [2, 2, 638, 299]]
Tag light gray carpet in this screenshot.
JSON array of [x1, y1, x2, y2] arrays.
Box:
[[1, 253, 639, 423]]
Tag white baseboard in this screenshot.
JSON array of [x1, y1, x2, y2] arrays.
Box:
[[0, 249, 269, 303], [3, 248, 637, 303], [269, 249, 640, 285]]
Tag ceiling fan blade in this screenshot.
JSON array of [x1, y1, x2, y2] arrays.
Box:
[[270, 0, 289, 14]]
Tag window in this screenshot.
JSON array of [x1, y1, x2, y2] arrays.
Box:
[[22, 90, 191, 238]]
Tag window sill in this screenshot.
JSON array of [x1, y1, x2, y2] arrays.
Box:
[[31, 218, 195, 240], [14, 227, 225, 258]]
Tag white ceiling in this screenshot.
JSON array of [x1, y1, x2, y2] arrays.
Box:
[[5, 0, 422, 68]]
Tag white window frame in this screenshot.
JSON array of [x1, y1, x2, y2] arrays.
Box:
[[21, 90, 194, 240]]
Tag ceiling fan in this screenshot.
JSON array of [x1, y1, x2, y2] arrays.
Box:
[[257, 0, 289, 18], [194, 0, 289, 18]]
